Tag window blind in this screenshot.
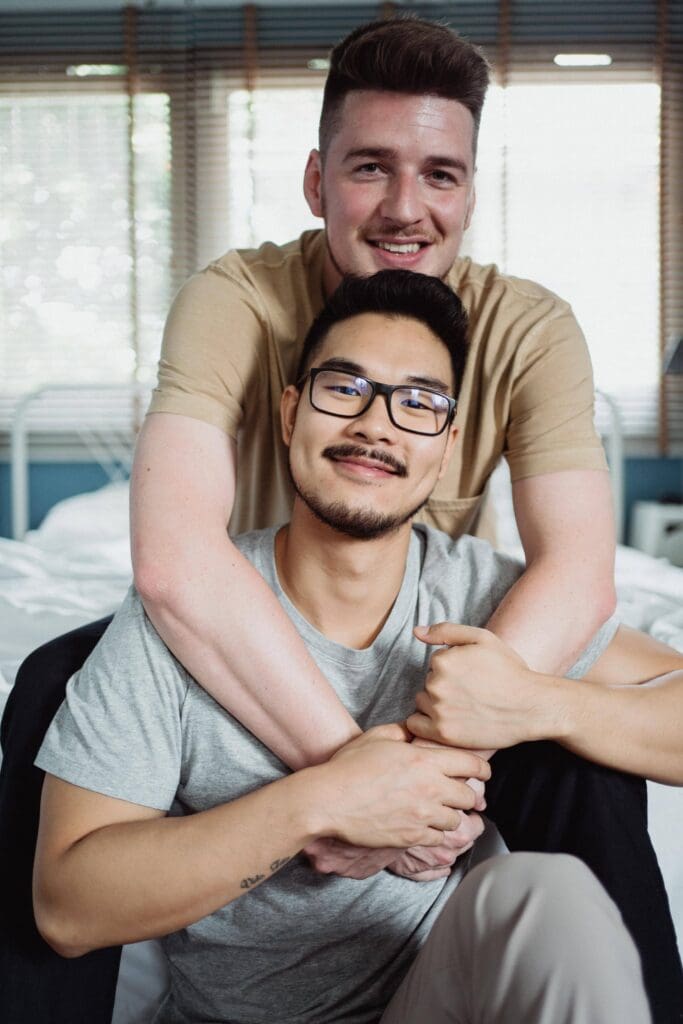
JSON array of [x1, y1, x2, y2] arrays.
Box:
[[0, 1, 681, 450]]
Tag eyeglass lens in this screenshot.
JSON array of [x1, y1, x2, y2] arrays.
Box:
[[311, 369, 450, 435]]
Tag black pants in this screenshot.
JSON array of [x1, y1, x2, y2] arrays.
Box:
[[1, 618, 681, 1024]]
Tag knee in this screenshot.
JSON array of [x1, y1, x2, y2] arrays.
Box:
[[467, 852, 615, 925], [493, 851, 596, 890]]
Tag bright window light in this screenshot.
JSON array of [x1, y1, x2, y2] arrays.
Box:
[[66, 64, 127, 78], [554, 53, 613, 67]]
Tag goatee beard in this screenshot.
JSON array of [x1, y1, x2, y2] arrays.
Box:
[[288, 454, 426, 542]]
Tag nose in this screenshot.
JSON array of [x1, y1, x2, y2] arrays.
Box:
[[347, 393, 398, 444], [379, 171, 423, 226]]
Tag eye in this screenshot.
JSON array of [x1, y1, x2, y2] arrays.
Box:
[[329, 383, 362, 397], [353, 162, 385, 177], [399, 392, 431, 411], [428, 169, 457, 187]]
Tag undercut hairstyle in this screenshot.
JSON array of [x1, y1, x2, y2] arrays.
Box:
[[296, 270, 469, 400], [319, 16, 491, 157]]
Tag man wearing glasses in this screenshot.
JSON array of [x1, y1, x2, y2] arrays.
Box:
[[34, 271, 671, 1023]]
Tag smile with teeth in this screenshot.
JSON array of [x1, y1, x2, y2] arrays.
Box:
[[373, 241, 424, 254]]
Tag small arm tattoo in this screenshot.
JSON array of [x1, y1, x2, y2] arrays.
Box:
[[239, 856, 292, 892], [240, 873, 265, 890]]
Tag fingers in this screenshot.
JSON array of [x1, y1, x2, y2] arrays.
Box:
[[421, 743, 491, 783], [397, 866, 453, 882], [466, 776, 487, 811], [434, 807, 462, 832], [406, 709, 439, 743], [414, 622, 491, 648]]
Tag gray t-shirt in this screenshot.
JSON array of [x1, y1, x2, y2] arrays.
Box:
[[36, 525, 618, 1024]]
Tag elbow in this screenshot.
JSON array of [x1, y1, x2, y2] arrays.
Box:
[[133, 557, 179, 616], [34, 895, 94, 960], [591, 577, 617, 630], [133, 558, 207, 637]]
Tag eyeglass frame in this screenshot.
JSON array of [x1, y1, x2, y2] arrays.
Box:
[[298, 366, 458, 437]]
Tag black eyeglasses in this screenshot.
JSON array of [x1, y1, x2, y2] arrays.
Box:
[[301, 367, 457, 436]]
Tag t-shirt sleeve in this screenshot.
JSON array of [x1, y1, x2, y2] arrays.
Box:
[[147, 262, 269, 438], [504, 299, 608, 481], [566, 614, 620, 679], [35, 589, 188, 811], [420, 528, 525, 628], [420, 528, 619, 680]]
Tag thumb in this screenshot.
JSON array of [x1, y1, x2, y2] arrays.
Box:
[[364, 722, 412, 744], [413, 622, 488, 647]]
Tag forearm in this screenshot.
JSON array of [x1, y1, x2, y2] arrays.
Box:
[[132, 417, 358, 770], [486, 555, 616, 675], [36, 728, 485, 952], [35, 770, 320, 956], [139, 540, 360, 769], [541, 671, 683, 785]]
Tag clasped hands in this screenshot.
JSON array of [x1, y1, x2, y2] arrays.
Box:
[[305, 623, 542, 882]]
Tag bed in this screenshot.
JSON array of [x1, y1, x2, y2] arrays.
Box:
[[1, 391, 682, 1022]]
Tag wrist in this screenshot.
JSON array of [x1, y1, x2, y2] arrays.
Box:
[[283, 762, 341, 844], [527, 671, 577, 742]]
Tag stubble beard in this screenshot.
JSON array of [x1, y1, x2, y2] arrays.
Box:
[[320, 187, 453, 284], [287, 453, 429, 542]]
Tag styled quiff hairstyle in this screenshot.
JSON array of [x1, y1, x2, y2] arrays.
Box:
[[319, 16, 491, 157], [297, 270, 469, 400]]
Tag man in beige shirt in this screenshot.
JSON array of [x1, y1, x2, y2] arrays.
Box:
[[134, 16, 616, 770]]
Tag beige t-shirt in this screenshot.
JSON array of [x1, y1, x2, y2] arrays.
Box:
[[149, 230, 606, 538]]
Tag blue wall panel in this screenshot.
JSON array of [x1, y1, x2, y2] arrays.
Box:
[[0, 462, 113, 538], [1, 456, 681, 540]]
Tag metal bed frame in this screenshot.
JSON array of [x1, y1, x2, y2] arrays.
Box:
[[9, 384, 625, 544], [10, 384, 146, 541]]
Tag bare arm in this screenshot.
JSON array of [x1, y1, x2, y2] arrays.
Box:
[[407, 624, 683, 786], [33, 727, 487, 956], [131, 413, 359, 769], [486, 469, 617, 674]]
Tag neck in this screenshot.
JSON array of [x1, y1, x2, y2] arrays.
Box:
[[275, 504, 413, 649]]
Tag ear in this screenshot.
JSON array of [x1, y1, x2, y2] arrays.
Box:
[[303, 150, 324, 219], [464, 180, 476, 231], [437, 425, 458, 480], [280, 384, 302, 447]]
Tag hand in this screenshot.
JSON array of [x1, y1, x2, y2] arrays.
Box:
[[407, 624, 550, 750], [411, 736, 489, 810], [303, 838, 397, 879], [314, 723, 490, 850], [387, 811, 486, 881]]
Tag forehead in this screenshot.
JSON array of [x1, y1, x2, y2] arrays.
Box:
[[315, 312, 453, 384], [329, 90, 475, 169]]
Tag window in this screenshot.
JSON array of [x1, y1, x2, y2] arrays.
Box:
[[0, 84, 171, 426], [0, 1, 679, 451], [463, 80, 661, 436], [227, 86, 323, 248]]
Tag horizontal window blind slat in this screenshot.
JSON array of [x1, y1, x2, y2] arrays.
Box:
[[1, 0, 680, 448]]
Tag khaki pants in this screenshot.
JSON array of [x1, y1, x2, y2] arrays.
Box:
[[381, 853, 651, 1024]]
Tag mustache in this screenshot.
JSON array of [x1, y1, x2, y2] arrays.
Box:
[[363, 226, 437, 244], [322, 444, 408, 478]]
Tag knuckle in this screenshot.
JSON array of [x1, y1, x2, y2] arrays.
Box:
[[461, 785, 477, 810]]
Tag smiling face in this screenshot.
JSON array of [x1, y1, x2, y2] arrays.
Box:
[[303, 91, 476, 295], [281, 312, 458, 541]]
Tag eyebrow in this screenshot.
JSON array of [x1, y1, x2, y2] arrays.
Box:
[[343, 147, 470, 178], [317, 357, 452, 395]]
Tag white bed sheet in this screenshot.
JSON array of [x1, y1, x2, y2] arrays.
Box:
[[1, 481, 681, 1022], [0, 482, 132, 719]]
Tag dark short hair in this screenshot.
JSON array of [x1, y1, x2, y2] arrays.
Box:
[[319, 16, 490, 157], [297, 270, 469, 399]]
